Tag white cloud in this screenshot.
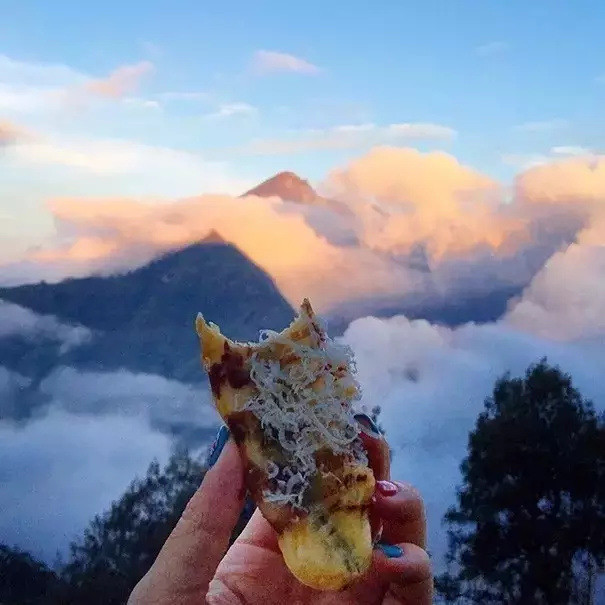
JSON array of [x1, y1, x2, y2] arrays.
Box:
[[204, 102, 257, 120], [235, 123, 456, 156], [551, 145, 592, 156], [0, 54, 155, 116], [502, 153, 550, 170], [514, 119, 569, 132], [475, 41, 509, 56], [505, 242, 605, 340], [40, 366, 217, 433], [344, 275, 605, 569], [0, 54, 85, 88], [0, 300, 91, 353], [251, 50, 321, 75], [122, 97, 162, 110], [157, 91, 208, 102], [0, 410, 173, 561], [3, 134, 250, 196]]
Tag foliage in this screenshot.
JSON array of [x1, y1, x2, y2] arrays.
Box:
[[436, 359, 605, 604], [58, 448, 206, 605], [0, 544, 63, 604]]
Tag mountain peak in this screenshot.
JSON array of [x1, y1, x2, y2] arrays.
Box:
[[201, 229, 225, 244], [243, 171, 319, 204]]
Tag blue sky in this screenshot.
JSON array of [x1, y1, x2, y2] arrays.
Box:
[[1, 0, 604, 260]]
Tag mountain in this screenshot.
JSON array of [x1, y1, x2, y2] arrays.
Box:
[[0, 239, 294, 384], [243, 171, 320, 204], [326, 285, 522, 336], [243, 171, 352, 216]]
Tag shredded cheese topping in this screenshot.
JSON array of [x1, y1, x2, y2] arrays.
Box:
[[244, 318, 366, 509]]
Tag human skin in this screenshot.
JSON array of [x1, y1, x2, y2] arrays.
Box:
[[129, 427, 432, 605]]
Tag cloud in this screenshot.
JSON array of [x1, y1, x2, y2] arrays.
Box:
[[39, 366, 217, 437], [502, 153, 550, 170], [0, 54, 85, 88], [323, 147, 521, 260], [24, 193, 417, 311], [4, 150, 603, 326], [514, 119, 569, 132], [515, 155, 605, 205], [0, 300, 91, 353], [83, 61, 154, 99], [3, 133, 250, 196], [0, 120, 29, 146], [0, 367, 31, 419], [122, 97, 162, 110], [157, 91, 208, 102], [503, 147, 597, 171], [2, 141, 605, 579], [251, 50, 321, 75], [551, 145, 592, 157], [506, 242, 605, 340], [234, 123, 456, 156], [0, 409, 173, 561], [475, 41, 509, 56], [204, 102, 257, 120], [343, 240, 605, 568], [0, 54, 156, 116]]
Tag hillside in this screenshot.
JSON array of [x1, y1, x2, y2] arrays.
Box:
[[0, 238, 294, 383]]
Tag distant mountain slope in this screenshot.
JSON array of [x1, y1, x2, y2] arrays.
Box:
[[243, 171, 352, 215], [243, 171, 319, 204], [0, 239, 294, 382]]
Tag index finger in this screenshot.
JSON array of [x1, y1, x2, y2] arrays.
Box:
[[355, 413, 391, 480]]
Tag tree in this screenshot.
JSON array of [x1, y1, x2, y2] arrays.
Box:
[[436, 359, 605, 604], [0, 544, 63, 604], [59, 448, 206, 605]]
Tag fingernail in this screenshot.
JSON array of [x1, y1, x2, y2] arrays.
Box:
[[242, 496, 256, 521], [354, 413, 382, 438], [206, 425, 230, 467], [376, 543, 403, 558], [376, 480, 398, 496]]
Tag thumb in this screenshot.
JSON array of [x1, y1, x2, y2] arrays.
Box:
[[129, 429, 245, 604]]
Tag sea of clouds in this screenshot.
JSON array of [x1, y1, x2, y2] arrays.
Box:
[[1, 147, 604, 573]]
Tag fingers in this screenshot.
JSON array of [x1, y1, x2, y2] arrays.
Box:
[[373, 480, 426, 549], [373, 543, 433, 605], [128, 435, 245, 604], [232, 507, 280, 553], [355, 414, 391, 481]]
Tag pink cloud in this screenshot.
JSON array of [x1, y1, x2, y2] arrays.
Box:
[[6, 149, 604, 318], [516, 155, 605, 204], [251, 50, 320, 75], [84, 61, 154, 99], [0, 119, 30, 146], [322, 147, 524, 259]]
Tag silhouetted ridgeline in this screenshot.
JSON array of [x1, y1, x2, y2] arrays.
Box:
[[0, 239, 294, 384]]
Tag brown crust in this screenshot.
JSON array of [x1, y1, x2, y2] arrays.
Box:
[[208, 341, 251, 398]]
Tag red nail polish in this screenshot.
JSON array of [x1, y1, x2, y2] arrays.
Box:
[[376, 480, 398, 496]]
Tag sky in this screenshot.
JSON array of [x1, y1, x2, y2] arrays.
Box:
[[2, 0, 605, 263]]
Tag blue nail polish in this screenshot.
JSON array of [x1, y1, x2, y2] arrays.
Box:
[[207, 425, 230, 467], [376, 543, 403, 558], [242, 496, 256, 521], [354, 413, 382, 437]]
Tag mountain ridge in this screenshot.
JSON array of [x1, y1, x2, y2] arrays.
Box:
[[0, 238, 294, 384]]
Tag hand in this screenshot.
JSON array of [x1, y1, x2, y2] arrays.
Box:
[[129, 422, 432, 604]]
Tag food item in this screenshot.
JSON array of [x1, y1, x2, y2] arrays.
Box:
[[195, 299, 376, 590]]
